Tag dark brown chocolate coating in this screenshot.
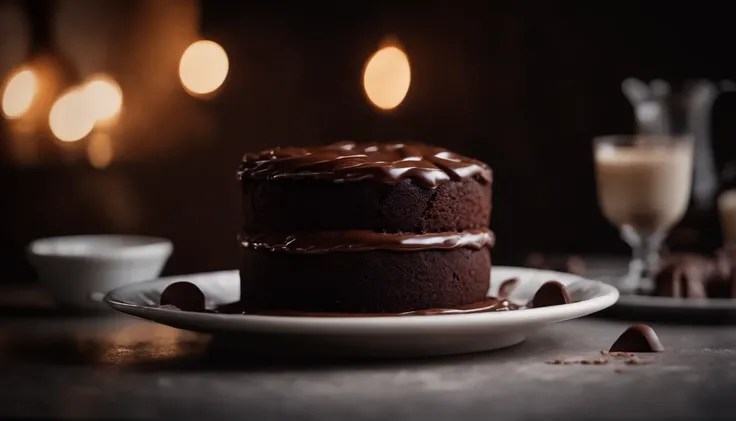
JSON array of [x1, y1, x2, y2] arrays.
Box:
[[239, 246, 492, 313], [241, 177, 491, 234], [218, 297, 520, 317], [609, 324, 664, 353], [240, 228, 494, 253], [531, 281, 570, 308], [238, 141, 492, 188], [160, 281, 205, 312]]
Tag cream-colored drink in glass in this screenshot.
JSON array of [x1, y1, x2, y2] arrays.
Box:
[[594, 135, 693, 292]]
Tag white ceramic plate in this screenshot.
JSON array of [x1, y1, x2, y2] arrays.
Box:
[[104, 267, 619, 358], [615, 294, 736, 311], [607, 291, 736, 322]]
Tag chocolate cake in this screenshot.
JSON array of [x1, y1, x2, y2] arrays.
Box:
[[236, 141, 493, 313]]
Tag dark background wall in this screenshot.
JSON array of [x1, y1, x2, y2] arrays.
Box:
[[2, 0, 736, 283]]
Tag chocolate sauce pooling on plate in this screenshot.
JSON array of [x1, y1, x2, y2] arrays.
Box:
[[240, 228, 495, 253], [237, 141, 493, 188], [215, 297, 521, 317], [158, 281, 575, 318]]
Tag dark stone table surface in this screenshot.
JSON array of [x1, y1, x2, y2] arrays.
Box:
[[1, 286, 735, 420]]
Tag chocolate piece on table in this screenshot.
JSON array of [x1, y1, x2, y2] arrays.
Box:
[[531, 281, 570, 308], [609, 324, 664, 353], [498, 277, 519, 298], [160, 281, 206, 312], [652, 254, 710, 299]]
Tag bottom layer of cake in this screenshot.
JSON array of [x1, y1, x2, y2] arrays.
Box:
[[239, 246, 491, 313]]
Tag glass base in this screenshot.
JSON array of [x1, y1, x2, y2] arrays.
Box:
[[616, 259, 655, 295]]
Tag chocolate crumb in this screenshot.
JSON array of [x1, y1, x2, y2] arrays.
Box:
[[609, 351, 635, 358], [562, 360, 579, 365], [625, 357, 651, 365], [546, 359, 564, 365], [609, 324, 664, 353], [579, 358, 608, 365]]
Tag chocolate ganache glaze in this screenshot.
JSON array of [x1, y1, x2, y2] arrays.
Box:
[[216, 297, 520, 316], [239, 228, 495, 253], [237, 141, 493, 188], [159, 280, 573, 317]]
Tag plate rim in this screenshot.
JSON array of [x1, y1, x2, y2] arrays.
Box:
[[614, 293, 736, 311], [104, 266, 620, 331]]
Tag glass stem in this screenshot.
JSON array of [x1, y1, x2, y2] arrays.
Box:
[[621, 226, 665, 293]]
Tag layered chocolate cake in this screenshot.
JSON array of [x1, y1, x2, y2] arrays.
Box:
[[236, 141, 494, 313]]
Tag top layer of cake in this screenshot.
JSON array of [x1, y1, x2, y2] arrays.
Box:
[[237, 141, 492, 189], [238, 142, 492, 234]]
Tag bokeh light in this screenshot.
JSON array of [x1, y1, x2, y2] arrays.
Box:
[[363, 45, 411, 110], [49, 88, 95, 142], [83, 75, 123, 124], [2, 67, 37, 119], [179, 40, 229, 96]]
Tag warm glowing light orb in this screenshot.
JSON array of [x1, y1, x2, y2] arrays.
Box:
[[49, 88, 95, 142], [83, 75, 123, 123], [363, 45, 411, 110], [2, 68, 37, 119], [179, 40, 229, 95]]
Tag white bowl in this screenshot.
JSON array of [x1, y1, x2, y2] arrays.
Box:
[[27, 235, 173, 311]]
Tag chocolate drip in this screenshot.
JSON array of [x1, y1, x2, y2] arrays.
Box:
[[237, 141, 493, 188], [240, 228, 495, 253], [216, 297, 521, 317]]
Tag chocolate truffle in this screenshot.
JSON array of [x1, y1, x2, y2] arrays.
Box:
[[160, 282, 205, 312], [609, 324, 664, 353], [531, 281, 571, 308], [237, 142, 494, 313]]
